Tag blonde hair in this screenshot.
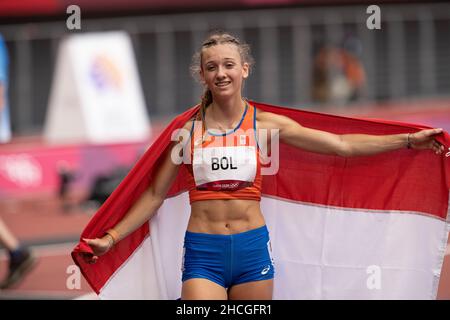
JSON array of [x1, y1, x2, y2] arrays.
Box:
[[190, 30, 254, 120]]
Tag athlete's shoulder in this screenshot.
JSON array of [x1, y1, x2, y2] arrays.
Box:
[[175, 105, 201, 130], [255, 107, 270, 117], [255, 108, 277, 122], [182, 118, 194, 131], [256, 108, 296, 131]]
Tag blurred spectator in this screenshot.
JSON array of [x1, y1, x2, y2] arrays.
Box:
[[77, 169, 126, 212], [312, 34, 366, 105], [57, 162, 130, 214], [0, 33, 36, 290], [0, 219, 36, 289], [57, 161, 79, 213], [57, 147, 146, 214], [83, 166, 129, 210], [0, 33, 11, 143]]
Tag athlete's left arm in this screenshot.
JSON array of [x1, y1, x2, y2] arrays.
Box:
[[257, 111, 445, 157]]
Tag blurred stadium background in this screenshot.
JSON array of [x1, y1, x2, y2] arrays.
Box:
[[0, 0, 449, 299]]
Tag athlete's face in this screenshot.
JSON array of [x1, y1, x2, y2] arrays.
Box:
[[200, 44, 249, 100]]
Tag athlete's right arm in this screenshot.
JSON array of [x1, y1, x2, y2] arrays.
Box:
[[82, 121, 192, 264]]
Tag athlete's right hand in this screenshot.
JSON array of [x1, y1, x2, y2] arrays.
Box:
[[81, 237, 112, 264]]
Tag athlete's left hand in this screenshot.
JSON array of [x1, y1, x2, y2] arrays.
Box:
[[410, 128, 445, 154]]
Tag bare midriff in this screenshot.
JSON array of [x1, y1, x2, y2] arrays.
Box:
[[187, 199, 265, 235]]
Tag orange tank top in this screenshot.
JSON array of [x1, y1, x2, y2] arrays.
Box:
[[185, 102, 262, 203]]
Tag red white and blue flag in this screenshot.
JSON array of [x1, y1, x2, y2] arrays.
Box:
[[72, 101, 450, 299]]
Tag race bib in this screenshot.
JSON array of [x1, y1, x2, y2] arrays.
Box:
[[193, 146, 257, 191]]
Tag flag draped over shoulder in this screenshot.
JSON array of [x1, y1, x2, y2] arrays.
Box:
[[71, 101, 450, 299]]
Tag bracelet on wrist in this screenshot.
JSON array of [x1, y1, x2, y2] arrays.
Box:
[[406, 133, 412, 149], [105, 233, 114, 249], [105, 228, 120, 246]]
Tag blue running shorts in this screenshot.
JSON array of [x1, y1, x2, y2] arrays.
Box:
[[181, 225, 275, 289]]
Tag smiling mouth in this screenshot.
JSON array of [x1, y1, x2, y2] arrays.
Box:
[[215, 81, 231, 87]]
